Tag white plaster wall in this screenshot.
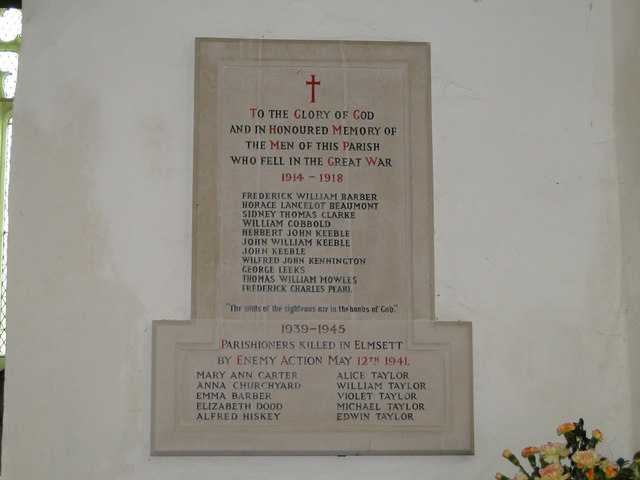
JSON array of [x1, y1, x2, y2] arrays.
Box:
[[3, 1, 636, 479], [612, 1, 640, 449]]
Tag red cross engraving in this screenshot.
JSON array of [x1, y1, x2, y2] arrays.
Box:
[[306, 74, 320, 103]]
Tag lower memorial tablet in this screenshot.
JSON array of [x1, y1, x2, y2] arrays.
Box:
[[150, 39, 473, 455], [152, 318, 472, 454]]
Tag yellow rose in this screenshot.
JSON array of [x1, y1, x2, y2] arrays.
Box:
[[539, 443, 570, 463], [539, 463, 569, 480], [572, 449, 601, 469]]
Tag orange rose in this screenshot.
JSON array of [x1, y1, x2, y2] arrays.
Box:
[[603, 466, 617, 479], [557, 423, 576, 435], [592, 429, 602, 440], [521, 446, 539, 457]]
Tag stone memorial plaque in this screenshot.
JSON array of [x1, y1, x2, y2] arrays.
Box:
[[151, 39, 473, 455]]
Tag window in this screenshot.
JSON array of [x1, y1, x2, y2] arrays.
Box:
[[0, 6, 21, 356]]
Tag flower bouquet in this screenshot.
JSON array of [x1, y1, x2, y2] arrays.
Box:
[[495, 419, 640, 480]]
